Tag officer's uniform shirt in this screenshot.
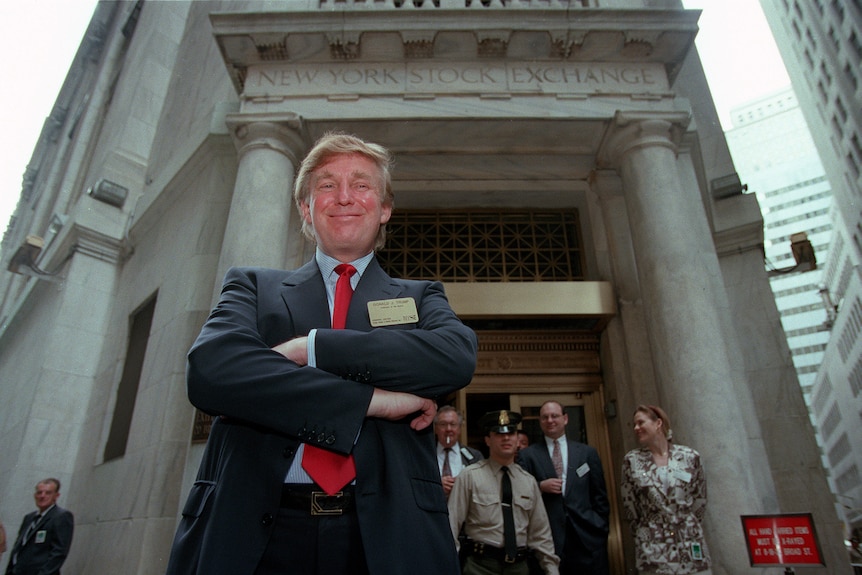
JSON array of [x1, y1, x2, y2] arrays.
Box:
[[448, 458, 560, 574]]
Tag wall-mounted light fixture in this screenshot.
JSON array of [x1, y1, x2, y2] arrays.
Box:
[[7, 235, 44, 275], [711, 173, 748, 200], [767, 232, 817, 277], [88, 179, 128, 208]]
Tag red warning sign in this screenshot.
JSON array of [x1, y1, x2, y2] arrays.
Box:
[[741, 514, 825, 566]]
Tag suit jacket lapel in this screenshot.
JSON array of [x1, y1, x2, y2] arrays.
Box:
[[280, 257, 401, 333], [564, 440, 581, 496], [534, 440, 558, 480], [23, 507, 52, 545], [347, 258, 401, 329], [280, 260, 331, 333]]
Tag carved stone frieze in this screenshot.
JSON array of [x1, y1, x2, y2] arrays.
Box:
[[258, 39, 288, 61], [210, 9, 699, 93], [474, 331, 601, 375]]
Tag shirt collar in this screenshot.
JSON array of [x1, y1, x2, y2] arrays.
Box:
[[316, 248, 374, 285], [437, 441, 460, 454], [544, 435, 564, 448]]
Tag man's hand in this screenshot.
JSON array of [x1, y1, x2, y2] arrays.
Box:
[[272, 337, 308, 366], [441, 475, 456, 496], [367, 388, 438, 430], [540, 477, 564, 495]]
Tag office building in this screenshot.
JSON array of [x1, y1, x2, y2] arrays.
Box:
[[0, 1, 849, 572]]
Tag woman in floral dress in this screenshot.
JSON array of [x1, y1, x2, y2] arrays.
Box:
[[621, 405, 711, 575]]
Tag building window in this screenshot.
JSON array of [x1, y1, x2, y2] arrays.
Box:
[[821, 61, 833, 86], [844, 61, 858, 92], [851, 359, 862, 397], [828, 26, 840, 53], [835, 464, 860, 493], [813, 375, 833, 414], [378, 209, 585, 282], [850, 31, 862, 61], [104, 294, 157, 461], [831, 115, 844, 137], [828, 433, 851, 467], [821, 401, 842, 440], [835, 97, 848, 122], [831, 0, 845, 21]]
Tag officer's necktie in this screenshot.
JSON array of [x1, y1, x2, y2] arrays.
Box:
[[301, 263, 357, 495], [501, 466, 517, 561]]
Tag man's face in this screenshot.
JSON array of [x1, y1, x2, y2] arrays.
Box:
[[517, 433, 529, 452], [301, 153, 391, 262], [33, 482, 59, 512], [434, 410, 460, 447], [539, 402, 568, 439], [485, 431, 517, 460]]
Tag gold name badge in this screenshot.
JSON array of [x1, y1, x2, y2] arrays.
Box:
[[367, 297, 419, 327]]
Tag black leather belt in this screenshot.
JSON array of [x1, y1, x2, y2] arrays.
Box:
[[280, 484, 354, 516], [467, 540, 530, 563]]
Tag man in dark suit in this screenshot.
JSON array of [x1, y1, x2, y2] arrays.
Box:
[[434, 405, 483, 498], [165, 132, 478, 575], [518, 401, 610, 575], [5, 478, 74, 575]]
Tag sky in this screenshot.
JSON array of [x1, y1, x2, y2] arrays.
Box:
[[0, 1, 791, 243]]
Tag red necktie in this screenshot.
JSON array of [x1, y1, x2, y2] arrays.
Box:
[[302, 263, 357, 495], [553, 439, 563, 478], [442, 447, 453, 478]]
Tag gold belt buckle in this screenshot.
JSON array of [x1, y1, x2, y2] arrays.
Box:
[[311, 491, 344, 516], [504, 554, 517, 564]]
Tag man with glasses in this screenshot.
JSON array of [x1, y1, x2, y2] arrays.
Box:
[[518, 401, 610, 575], [434, 405, 483, 498]]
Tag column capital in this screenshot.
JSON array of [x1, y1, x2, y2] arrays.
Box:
[[225, 112, 308, 165], [597, 111, 691, 169]]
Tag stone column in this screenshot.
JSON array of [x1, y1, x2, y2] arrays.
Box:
[[599, 112, 779, 575], [217, 115, 308, 288]]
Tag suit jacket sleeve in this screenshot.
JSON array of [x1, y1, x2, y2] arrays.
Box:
[[314, 275, 477, 397], [187, 265, 477, 454]]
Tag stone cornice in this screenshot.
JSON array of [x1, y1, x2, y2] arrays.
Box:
[[211, 8, 699, 92]]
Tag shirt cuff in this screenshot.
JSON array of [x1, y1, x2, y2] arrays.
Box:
[[307, 328, 317, 368]]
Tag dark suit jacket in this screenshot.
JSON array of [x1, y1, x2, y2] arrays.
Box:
[[5, 505, 74, 575], [459, 445, 483, 467], [165, 259, 478, 575], [518, 438, 610, 558]]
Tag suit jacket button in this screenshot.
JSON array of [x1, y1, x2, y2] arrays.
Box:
[[325, 435, 336, 445], [317, 432, 326, 442], [261, 513, 274, 526]]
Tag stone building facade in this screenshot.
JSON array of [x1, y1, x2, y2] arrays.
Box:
[[0, 1, 850, 573]]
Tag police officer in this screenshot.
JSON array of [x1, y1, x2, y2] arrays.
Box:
[[448, 410, 560, 575]]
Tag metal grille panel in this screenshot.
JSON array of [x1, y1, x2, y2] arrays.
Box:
[[378, 210, 584, 282]]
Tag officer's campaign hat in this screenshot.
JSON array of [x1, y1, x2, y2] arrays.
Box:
[[479, 410, 522, 435]]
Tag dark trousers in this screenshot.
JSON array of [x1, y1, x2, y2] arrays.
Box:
[[560, 522, 609, 575], [463, 555, 531, 575], [253, 506, 369, 575]]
